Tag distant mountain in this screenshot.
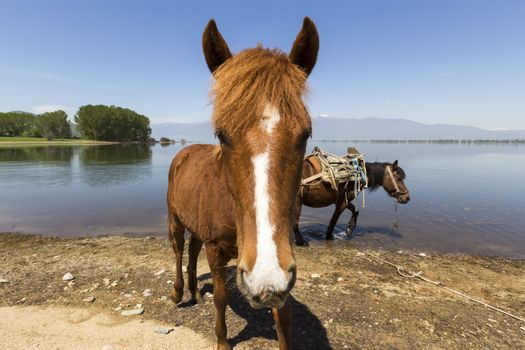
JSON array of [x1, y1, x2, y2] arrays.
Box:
[[151, 117, 525, 141], [152, 122, 214, 142], [9, 110, 36, 115]]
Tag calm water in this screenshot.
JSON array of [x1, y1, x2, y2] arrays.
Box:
[[1, 142, 525, 257]]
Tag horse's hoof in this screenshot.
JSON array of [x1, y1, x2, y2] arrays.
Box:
[[170, 289, 183, 304], [295, 240, 309, 247], [325, 235, 334, 240], [192, 291, 204, 304], [346, 227, 354, 236], [217, 341, 232, 350]]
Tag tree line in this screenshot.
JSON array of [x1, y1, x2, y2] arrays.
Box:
[[0, 105, 151, 142], [0, 111, 71, 139]]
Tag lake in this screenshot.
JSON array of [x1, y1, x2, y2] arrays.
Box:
[[1, 142, 524, 258]]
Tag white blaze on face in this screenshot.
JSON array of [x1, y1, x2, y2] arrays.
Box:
[[244, 103, 288, 295]]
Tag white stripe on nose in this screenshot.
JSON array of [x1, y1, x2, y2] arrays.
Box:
[[243, 103, 288, 295]]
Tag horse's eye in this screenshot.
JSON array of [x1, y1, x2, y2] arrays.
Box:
[[301, 130, 311, 142], [215, 130, 229, 145]]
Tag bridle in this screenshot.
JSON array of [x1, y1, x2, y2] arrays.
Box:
[[385, 165, 408, 196]]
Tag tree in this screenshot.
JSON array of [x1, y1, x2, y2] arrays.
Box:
[[74, 105, 151, 142], [34, 111, 71, 140], [0, 112, 36, 136]]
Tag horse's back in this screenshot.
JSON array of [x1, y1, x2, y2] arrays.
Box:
[[167, 144, 235, 243]]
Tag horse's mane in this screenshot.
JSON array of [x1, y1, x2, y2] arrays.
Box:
[[211, 46, 310, 136], [366, 162, 406, 190]]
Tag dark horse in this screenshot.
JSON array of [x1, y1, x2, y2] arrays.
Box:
[[167, 19, 319, 350], [293, 156, 410, 245]]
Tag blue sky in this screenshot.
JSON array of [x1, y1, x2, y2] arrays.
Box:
[[1, 0, 524, 129]]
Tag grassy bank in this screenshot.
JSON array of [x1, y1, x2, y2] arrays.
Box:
[[0, 233, 523, 349], [0, 136, 117, 146]]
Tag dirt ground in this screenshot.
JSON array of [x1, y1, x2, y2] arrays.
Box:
[[1, 233, 524, 349], [0, 305, 212, 350]]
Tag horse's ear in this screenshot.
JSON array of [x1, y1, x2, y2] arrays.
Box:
[[202, 19, 232, 73], [289, 17, 319, 76], [393, 160, 398, 170]]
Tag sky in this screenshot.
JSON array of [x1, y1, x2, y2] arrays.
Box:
[[0, 0, 524, 129]]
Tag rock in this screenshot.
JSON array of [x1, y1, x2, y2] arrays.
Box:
[[311, 273, 321, 279], [83, 296, 95, 303], [101, 345, 115, 350], [62, 273, 74, 281], [110, 281, 118, 288], [0, 278, 9, 283], [142, 289, 153, 297], [418, 253, 427, 257], [337, 277, 343, 282], [160, 296, 168, 301], [123, 293, 132, 298], [520, 326, 525, 332], [182, 266, 188, 273], [154, 326, 173, 334], [154, 269, 166, 276], [166, 280, 173, 285], [103, 278, 111, 286], [205, 292, 213, 298], [120, 308, 144, 316]]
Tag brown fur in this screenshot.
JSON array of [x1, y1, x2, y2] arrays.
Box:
[[167, 18, 319, 350], [212, 47, 311, 137]]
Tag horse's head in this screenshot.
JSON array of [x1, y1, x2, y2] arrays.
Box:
[[203, 18, 319, 309], [383, 160, 410, 204]]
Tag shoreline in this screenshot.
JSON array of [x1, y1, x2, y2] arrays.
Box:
[[1, 232, 524, 348], [0, 140, 119, 146]]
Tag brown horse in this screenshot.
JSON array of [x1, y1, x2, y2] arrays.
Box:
[[293, 157, 410, 245], [167, 18, 319, 350]]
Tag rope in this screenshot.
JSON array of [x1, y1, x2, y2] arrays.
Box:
[[357, 249, 525, 324]]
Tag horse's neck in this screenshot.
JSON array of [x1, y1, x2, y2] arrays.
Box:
[[365, 163, 384, 190]]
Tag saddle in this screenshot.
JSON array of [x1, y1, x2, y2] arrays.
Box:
[[302, 146, 368, 205]]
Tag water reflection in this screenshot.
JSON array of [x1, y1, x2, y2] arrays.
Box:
[[0, 146, 76, 187], [0, 146, 74, 163], [79, 144, 152, 187], [79, 144, 151, 164]]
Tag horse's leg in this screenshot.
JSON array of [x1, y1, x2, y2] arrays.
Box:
[[325, 196, 346, 240], [206, 244, 231, 350], [188, 235, 204, 304], [272, 296, 293, 350], [293, 195, 308, 246], [168, 213, 185, 304], [346, 203, 359, 236], [293, 225, 308, 246]]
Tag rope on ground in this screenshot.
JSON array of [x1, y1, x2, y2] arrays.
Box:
[[357, 248, 525, 324]]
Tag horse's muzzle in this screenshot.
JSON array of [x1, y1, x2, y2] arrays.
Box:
[[397, 193, 410, 204], [237, 267, 296, 309]]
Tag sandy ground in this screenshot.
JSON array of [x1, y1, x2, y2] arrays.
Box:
[[0, 305, 212, 350], [1, 233, 524, 349]]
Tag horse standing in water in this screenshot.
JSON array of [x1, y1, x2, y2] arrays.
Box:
[[294, 159, 410, 245], [167, 18, 319, 350]]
